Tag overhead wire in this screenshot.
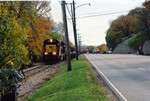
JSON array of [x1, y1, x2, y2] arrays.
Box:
[[77, 9, 131, 16], [64, 0, 74, 40], [77, 10, 130, 19], [65, 0, 73, 24], [66, 4, 73, 19], [58, 0, 61, 4], [57, 0, 130, 19], [57, 0, 72, 24]]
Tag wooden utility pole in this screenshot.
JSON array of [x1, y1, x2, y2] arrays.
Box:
[[72, 0, 79, 60], [61, 0, 72, 71]]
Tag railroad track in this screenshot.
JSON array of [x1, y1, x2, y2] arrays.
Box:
[[23, 64, 51, 79], [22, 61, 64, 79]]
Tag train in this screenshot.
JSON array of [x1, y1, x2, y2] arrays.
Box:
[[43, 39, 75, 62]]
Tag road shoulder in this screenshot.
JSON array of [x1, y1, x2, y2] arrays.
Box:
[[84, 54, 118, 101]]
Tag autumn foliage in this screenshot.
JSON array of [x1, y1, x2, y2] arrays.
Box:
[[106, 1, 150, 50], [28, 17, 54, 60], [0, 1, 59, 69]]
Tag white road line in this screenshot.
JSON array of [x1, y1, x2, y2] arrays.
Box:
[[85, 55, 128, 101]]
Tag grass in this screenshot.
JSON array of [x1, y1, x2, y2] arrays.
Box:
[[125, 31, 148, 50], [27, 56, 110, 101]]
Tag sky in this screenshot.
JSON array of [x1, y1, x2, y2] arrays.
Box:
[[50, 0, 145, 46]]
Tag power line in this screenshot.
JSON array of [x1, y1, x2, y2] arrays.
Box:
[[58, 0, 61, 4], [77, 10, 129, 19], [66, 4, 73, 24], [65, 0, 74, 25], [58, 0, 72, 24], [58, 0, 73, 41], [65, 0, 72, 18], [77, 9, 131, 16], [66, 5, 72, 18]]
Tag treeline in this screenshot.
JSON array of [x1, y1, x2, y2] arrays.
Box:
[[82, 44, 108, 53], [106, 1, 150, 50], [0, 1, 61, 69]]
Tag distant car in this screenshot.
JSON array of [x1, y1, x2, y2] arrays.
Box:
[[89, 51, 92, 53], [106, 51, 112, 54], [97, 51, 100, 53], [102, 51, 107, 54], [92, 50, 97, 54]]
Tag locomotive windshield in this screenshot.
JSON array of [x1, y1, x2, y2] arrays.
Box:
[[43, 39, 60, 46]]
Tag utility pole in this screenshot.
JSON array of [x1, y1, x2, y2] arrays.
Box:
[[73, 0, 79, 60], [61, 0, 72, 71]]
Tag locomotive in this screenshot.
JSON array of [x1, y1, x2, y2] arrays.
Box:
[[43, 39, 65, 62], [43, 39, 75, 62]]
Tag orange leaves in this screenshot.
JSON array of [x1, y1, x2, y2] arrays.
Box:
[[35, 17, 53, 34], [28, 16, 54, 57]]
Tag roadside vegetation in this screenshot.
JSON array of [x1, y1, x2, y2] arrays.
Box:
[[27, 56, 110, 101], [106, 1, 150, 50], [0, 1, 63, 70], [125, 31, 149, 50], [0, 1, 64, 96]]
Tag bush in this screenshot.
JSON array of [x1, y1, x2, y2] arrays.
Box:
[[0, 68, 23, 96]]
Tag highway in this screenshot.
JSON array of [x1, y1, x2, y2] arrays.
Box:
[[85, 54, 150, 101]]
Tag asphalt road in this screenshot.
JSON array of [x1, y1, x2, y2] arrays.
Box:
[[85, 54, 150, 101]]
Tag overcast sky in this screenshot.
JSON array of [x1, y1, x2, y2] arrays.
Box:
[[50, 0, 145, 46]]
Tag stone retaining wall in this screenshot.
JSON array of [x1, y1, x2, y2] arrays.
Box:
[[143, 40, 150, 55], [113, 43, 136, 54]]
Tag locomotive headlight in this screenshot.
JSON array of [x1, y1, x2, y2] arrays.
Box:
[[44, 52, 48, 55], [53, 52, 56, 55], [50, 39, 53, 43]]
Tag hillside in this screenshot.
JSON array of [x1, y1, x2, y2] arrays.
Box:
[[124, 31, 149, 50]]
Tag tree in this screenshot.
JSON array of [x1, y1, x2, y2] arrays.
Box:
[[25, 1, 57, 61], [97, 44, 108, 52], [128, 7, 143, 16], [143, 1, 150, 9], [0, 12, 30, 69], [129, 7, 150, 37], [87, 46, 95, 52], [0, 1, 55, 67], [106, 15, 138, 49], [137, 9, 150, 39], [106, 0, 150, 51], [28, 16, 54, 60]]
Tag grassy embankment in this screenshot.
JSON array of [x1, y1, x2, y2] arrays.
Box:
[[27, 56, 110, 101], [125, 31, 148, 50]]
